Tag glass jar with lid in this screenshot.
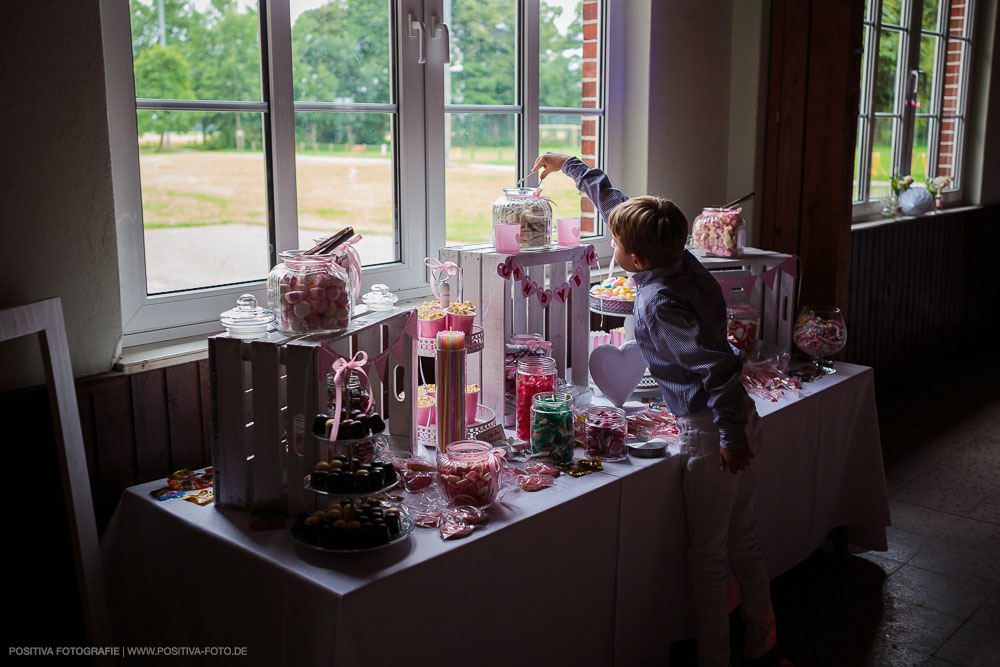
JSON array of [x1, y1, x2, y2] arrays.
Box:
[[436, 440, 504, 508], [530, 391, 575, 465], [691, 206, 746, 258], [516, 355, 557, 441], [584, 407, 628, 462], [219, 294, 275, 339], [726, 303, 760, 353], [267, 251, 352, 334], [493, 187, 553, 249]]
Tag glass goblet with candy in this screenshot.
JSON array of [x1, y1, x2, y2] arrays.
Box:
[[792, 306, 847, 375]]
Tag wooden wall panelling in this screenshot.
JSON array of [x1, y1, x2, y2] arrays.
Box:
[[796, 0, 864, 307], [130, 368, 170, 483], [87, 377, 136, 528], [164, 363, 206, 472], [762, 0, 811, 254]]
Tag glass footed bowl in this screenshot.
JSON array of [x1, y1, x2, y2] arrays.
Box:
[[792, 306, 847, 375]]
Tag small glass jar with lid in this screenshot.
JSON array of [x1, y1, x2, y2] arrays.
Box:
[[584, 407, 628, 462], [530, 391, 575, 465], [516, 355, 557, 441], [219, 294, 275, 339], [691, 207, 746, 258], [267, 251, 352, 334], [492, 187, 553, 249]]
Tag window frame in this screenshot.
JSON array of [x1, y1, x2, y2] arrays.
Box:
[[853, 0, 976, 218], [102, 0, 622, 347]]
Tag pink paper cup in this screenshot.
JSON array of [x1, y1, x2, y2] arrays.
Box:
[[494, 223, 521, 254], [417, 403, 436, 427], [557, 217, 582, 247], [465, 387, 480, 418], [418, 310, 447, 338], [446, 312, 475, 335]]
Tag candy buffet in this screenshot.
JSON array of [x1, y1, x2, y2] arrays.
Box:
[[104, 209, 889, 666]]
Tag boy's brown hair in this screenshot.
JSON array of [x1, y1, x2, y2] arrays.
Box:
[[608, 196, 688, 268]]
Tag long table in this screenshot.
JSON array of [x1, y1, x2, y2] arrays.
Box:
[[102, 363, 889, 666]]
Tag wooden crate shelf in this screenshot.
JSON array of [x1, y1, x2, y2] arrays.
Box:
[[209, 307, 417, 514]]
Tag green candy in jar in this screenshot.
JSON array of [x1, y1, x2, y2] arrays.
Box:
[[530, 392, 575, 466]]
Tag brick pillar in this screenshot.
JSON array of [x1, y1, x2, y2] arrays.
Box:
[[936, 0, 966, 179], [581, 0, 599, 232]]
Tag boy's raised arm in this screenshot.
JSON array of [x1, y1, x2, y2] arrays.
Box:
[[532, 152, 628, 222]]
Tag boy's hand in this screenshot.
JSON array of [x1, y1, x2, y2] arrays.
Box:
[[720, 446, 754, 474], [531, 152, 573, 181]]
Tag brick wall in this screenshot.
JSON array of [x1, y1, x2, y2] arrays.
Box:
[[936, 0, 967, 177]]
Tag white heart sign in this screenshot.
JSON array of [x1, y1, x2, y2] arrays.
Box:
[[589, 341, 648, 407]]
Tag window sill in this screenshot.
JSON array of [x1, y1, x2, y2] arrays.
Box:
[[116, 246, 618, 374], [850, 204, 983, 232]]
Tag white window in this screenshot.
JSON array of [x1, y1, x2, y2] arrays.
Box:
[[102, 0, 621, 346], [853, 0, 976, 215]]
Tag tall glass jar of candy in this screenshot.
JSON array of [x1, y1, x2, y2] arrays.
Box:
[[268, 251, 352, 334], [505, 334, 546, 426], [530, 392, 575, 465], [516, 356, 557, 441], [691, 207, 745, 258], [492, 187, 553, 249], [437, 440, 504, 508]]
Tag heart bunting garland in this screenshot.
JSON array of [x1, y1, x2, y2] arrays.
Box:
[[493, 244, 597, 310]]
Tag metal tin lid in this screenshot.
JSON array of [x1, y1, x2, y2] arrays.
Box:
[[220, 294, 275, 338], [627, 437, 669, 458], [361, 283, 398, 311]]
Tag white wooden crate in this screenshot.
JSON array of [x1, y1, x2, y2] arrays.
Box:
[[699, 248, 799, 352], [209, 307, 417, 514], [439, 244, 591, 425]]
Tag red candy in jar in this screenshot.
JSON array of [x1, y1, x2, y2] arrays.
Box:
[[437, 440, 505, 508], [515, 356, 557, 441], [726, 303, 760, 353], [584, 407, 628, 462]]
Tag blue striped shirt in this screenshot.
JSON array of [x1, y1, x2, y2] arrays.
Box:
[[563, 157, 749, 449]]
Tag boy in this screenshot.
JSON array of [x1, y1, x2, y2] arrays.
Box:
[[532, 153, 783, 667]]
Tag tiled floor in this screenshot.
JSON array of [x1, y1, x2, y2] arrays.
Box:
[[672, 371, 1000, 666]]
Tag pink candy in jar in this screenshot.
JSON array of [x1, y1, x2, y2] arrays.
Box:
[[515, 356, 557, 441], [268, 251, 352, 334], [692, 207, 746, 258], [436, 440, 504, 508], [584, 407, 628, 462]]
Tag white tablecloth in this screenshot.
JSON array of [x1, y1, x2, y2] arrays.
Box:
[[102, 363, 888, 666]]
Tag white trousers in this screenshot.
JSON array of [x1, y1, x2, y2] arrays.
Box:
[[678, 401, 777, 667]]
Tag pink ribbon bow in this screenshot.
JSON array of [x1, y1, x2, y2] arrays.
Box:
[[424, 257, 463, 304], [333, 235, 364, 298], [328, 351, 373, 442]]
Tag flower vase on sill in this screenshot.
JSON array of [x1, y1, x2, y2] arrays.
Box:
[[881, 194, 900, 218]]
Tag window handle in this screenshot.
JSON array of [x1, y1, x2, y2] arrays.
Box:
[[429, 15, 451, 64], [907, 69, 920, 107], [409, 14, 427, 64]]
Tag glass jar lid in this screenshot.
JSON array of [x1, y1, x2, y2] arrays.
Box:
[[220, 294, 275, 338], [361, 283, 398, 311]]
